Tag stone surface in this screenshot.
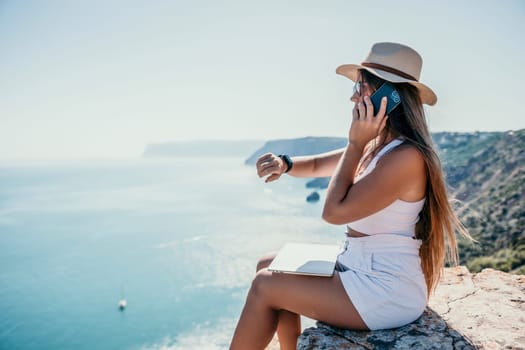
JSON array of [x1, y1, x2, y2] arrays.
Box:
[[295, 266, 525, 350]]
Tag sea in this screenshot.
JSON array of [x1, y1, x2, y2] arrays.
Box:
[[0, 156, 343, 350]]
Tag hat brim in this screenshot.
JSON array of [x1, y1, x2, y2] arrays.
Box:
[[336, 64, 437, 106]]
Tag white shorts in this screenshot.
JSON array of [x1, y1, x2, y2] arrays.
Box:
[[336, 234, 428, 330]]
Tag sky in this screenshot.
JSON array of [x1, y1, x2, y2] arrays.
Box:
[[1, 0, 524, 160]]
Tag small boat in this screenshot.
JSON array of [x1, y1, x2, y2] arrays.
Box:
[[118, 299, 127, 310]]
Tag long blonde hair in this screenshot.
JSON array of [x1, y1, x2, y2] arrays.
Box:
[[362, 70, 471, 294]]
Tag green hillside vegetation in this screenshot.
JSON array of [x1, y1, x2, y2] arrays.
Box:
[[440, 129, 525, 274]]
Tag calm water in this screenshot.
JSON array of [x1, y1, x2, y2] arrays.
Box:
[[0, 157, 342, 349]]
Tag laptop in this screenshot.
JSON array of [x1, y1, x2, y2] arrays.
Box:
[[268, 242, 341, 277]]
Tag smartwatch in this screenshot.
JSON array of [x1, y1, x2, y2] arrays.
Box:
[[278, 154, 293, 173]]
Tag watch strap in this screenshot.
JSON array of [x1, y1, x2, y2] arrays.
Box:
[[278, 154, 293, 173]]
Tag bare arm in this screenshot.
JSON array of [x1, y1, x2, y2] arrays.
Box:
[[322, 95, 426, 225], [322, 145, 426, 224], [323, 94, 388, 223], [288, 148, 346, 178], [256, 147, 346, 183]]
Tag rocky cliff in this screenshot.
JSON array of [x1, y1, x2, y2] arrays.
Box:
[[445, 130, 525, 275]]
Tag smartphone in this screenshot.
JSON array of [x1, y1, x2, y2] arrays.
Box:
[[370, 82, 401, 115]]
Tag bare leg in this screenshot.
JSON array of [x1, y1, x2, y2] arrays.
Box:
[[230, 267, 367, 350], [256, 254, 300, 350]]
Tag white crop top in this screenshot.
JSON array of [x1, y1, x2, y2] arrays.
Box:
[[347, 138, 425, 237]]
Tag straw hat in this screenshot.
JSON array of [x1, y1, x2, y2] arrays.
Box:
[[336, 42, 437, 105]]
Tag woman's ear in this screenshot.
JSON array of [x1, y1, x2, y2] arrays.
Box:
[[380, 119, 391, 137]]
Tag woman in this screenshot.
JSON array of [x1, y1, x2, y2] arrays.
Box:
[[230, 42, 470, 350]]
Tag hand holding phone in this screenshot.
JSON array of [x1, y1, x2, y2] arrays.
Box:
[[370, 82, 401, 116]]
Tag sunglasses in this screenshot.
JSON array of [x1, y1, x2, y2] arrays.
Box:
[[353, 80, 376, 96], [353, 80, 363, 96]]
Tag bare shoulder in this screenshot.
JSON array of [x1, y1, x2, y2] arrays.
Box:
[[373, 143, 427, 200], [376, 143, 426, 174]]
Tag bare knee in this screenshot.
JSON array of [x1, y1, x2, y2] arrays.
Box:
[[256, 252, 277, 272], [249, 269, 274, 303], [250, 253, 279, 306]]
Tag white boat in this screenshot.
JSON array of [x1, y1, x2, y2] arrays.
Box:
[[118, 299, 127, 310]]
